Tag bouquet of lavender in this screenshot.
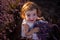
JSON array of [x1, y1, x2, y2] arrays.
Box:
[[33, 20, 51, 40]]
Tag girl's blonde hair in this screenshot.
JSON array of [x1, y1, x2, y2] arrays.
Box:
[[20, 1, 41, 19]]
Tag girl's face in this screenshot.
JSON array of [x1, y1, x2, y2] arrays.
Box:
[[25, 9, 38, 23]]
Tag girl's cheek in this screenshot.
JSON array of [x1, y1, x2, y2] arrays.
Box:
[[35, 16, 38, 19]]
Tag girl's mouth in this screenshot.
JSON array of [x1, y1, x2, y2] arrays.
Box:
[[28, 20, 35, 23], [30, 20, 34, 22]]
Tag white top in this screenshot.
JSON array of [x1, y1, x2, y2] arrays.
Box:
[[21, 19, 38, 40]]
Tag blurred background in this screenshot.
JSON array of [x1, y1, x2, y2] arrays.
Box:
[[0, 0, 60, 40]]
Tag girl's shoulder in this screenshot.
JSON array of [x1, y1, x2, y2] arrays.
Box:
[[22, 19, 27, 24], [21, 19, 29, 29]]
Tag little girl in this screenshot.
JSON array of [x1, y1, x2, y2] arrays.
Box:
[[20, 1, 41, 40], [20, 1, 50, 40]]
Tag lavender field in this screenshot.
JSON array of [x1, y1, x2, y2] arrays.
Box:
[[0, 0, 60, 40]]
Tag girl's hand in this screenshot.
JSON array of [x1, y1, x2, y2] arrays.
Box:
[[23, 24, 29, 34], [33, 27, 39, 33]]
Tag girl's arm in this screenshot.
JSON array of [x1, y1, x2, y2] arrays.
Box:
[[22, 24, 39, 36]]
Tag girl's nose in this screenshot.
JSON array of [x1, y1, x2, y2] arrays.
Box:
[[30, 17, 34, 20]]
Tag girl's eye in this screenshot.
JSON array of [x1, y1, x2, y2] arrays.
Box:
[[33, 14, 36, 16], [27, 14, 30, 17]]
